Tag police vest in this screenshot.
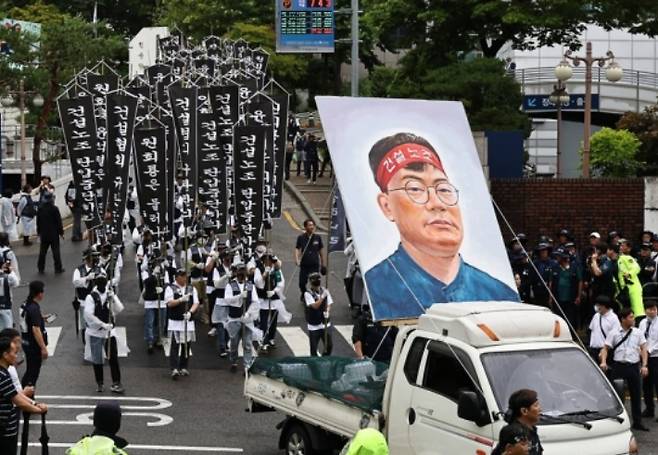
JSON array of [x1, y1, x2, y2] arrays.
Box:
[[305, 288, 327, 326], [189, 247, 204, 279], [75, 265, 94, 300], [167, 285, 187, 321], [0, 275, 11, 310], [228, 281, 254, 319], [66, 435, 128, 455], [91, 291, 110, 324], [143, 274, 161, 301]]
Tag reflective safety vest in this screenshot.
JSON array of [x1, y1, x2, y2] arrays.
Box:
[[66, 435, 128, 455]]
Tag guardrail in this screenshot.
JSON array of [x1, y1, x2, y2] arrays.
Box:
[[513, 66, 658, 91]]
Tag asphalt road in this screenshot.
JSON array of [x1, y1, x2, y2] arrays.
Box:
[[7, 188, 658, 454]]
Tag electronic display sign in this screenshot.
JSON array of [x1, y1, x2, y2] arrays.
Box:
[[276, 0, 335, 53]]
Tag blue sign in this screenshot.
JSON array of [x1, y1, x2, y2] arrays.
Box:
[[522, 94, 600, 112], [276, 0, 334, 53]]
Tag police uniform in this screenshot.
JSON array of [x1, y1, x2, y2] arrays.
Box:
[[223, 277, 259, 370], [604, 327, 647, 425], [304, 285, 333, 356], [164, 282, 199, 376], [83, 287, 123, 393], [639, 315, 658, 416]]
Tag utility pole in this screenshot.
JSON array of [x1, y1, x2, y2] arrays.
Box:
[[351, 0, 359, 97]]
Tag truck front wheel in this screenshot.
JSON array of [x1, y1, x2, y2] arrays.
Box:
[[285, 423, 313, 455]]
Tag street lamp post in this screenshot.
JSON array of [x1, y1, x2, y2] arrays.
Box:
[[556, 42, 623, 178], [549, 81, 570, 178], [1, 79, 44, 187]]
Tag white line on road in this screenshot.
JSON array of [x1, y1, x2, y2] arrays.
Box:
[[19, 442, 243, 452], [46, 326, 62, 356], [28, 411, 173, 427], [334, 325, 354, 347], [38, 395, 172, 410], [277, 326, 309, 357]]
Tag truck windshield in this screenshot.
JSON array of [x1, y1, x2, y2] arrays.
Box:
[[481, 348, 622, 421]]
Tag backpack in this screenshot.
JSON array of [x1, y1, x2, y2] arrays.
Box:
[[20, 195, 36, 218], [66, 436, 128, 455]]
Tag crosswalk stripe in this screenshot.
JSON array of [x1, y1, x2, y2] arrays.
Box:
[[334, 325, 353, 347], [46, 327, 62, 357], [277, 327, 310, 357]]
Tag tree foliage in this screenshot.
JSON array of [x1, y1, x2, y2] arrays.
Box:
[[616, 106, 658, 175], [362, 58, 531, 134], [587, 127, 642, 177]]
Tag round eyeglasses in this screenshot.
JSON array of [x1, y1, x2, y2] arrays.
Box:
[[388, 181, 459, 206]]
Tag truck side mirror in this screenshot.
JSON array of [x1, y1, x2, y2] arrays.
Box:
[[612, 379, 625, 401], [457, 390, 490, 427]]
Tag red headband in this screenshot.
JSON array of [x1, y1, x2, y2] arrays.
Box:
[[375, 143, 444, 192]]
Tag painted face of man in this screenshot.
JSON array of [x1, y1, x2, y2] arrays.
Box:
[[377, 164, 463, 258]]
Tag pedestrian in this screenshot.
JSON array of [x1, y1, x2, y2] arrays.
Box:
[[36, 191, 64, 274], [37, 175, 54, 206], [72, 249, 99, 342], [0, 233, 19, 283], [66, 402, 128, 454], [294, 131, 305, 177], [0, 337, 48, 454], [0, 257, 19, 331], [142, 256, 167, 353], [638, 298, 658, 418], [0, 328, 34, 398], [352, 305, 398, 363], [318, 138, 332, 178], [16, 184, 37, 246], [19, 280, 49, 388], [83, 275, 124, 394], [491, 389, 543, 455], [0, 189, 16, 242], [294, 219, 326, 302], [224, 263, 259, 372], [254, 252, 288, 351], [65, 180, 83, 242], [600, 307, 650, 431], [209, 250, 233, 357], [587, 295, 620, 368], [165, 270, 199, 379], [304, 133, 319, 183], [618, 239, 644, 319], [304, 272, 333, 356]]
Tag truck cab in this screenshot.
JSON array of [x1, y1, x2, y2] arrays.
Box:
[[385, 302, 636, 455]]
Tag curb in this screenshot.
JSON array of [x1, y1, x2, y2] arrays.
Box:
[[284, 180, 328, 232]]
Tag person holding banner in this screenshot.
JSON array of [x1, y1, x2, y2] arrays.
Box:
[[165, 270, 199, 380], [364, 133, 518, 320], [254, 252, 289, 351], [304, 272, 333, 356], [295, 220, 326, 302], [224, 263, 260, 372], [17, 184, 37, 246]]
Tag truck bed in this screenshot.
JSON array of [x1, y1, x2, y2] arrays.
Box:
[[244, 357, 386, 438]]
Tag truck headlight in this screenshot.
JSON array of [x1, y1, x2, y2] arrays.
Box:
[[629, 434, 638, 454]]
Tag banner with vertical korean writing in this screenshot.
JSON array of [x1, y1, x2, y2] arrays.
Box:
[[58, 96, 99, 224], [104, 93, 138, 244], [233, 125, 265, 255], [134, 126, 168, 237], [209, 85, 239, 215], [244, 94, 274, 218], [198, 112, 226, 234], [328, 185, 346, 253], [169, 85, 198, 227], [271, 92, 289, 218]]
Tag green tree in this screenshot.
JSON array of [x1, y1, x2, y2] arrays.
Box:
[[362, 58, 531, 134], [586, 127, 642, 177], [616, 106, 658, 175], [3, 2, 126, 183]]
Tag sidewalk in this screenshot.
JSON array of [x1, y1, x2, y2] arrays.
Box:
[[284, 172, 335, 232]]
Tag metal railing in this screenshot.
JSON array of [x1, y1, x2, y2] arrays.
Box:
[[513, 66, 658, 92]]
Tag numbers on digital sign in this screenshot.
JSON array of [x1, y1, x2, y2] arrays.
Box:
[[308, 0, 331, 7]]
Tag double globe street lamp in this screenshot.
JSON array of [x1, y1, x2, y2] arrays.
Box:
[[554, 42, 623, 178], [1, 78, 44, 186]]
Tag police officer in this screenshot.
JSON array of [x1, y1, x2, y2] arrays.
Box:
[[304, 272, 333, 356], [637, 243, 655, 286], [531, 243, 556, 308], [510, 252, 532, 303], [600, 308, 649, 431], [83, 274, 124, 394], [352, 305, 397, 363], [165, 270, 199, 380], [224, 263, 259, 372]]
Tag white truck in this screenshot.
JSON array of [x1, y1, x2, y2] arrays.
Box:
[[245, 302, 638, 455]]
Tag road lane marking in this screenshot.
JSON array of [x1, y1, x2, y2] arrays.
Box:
[[46, 327, 62, 356], [39, 395, 172, 410], [28, 411, 173, 427], [277, 326, 309, 357], [283, 210, 302, 231], [19, 442, 243, 452]]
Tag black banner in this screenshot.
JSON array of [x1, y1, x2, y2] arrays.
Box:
[[209, 85, 239, 214], [58, 96, 99, 223], [270, 92, 289, 218], [198, 112, 226, 234], [329, 186, 346, 253], [168, 85, 198, 226], [194, 58, 216, 79], [134, 127, 168, 238], [245, 95, 274, 218], [233, 126, 266, 254], [125, 85, 151, 125], [105, 93, 138, 244]]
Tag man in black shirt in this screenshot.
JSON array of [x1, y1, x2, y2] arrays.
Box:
[[352, 306, 397, 363], [0, 337, 47, 453], [492, 389, 543, 455], [36, 192, 64, 273], [20, 280, 49, 388], [295, 219, 326, 301]]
